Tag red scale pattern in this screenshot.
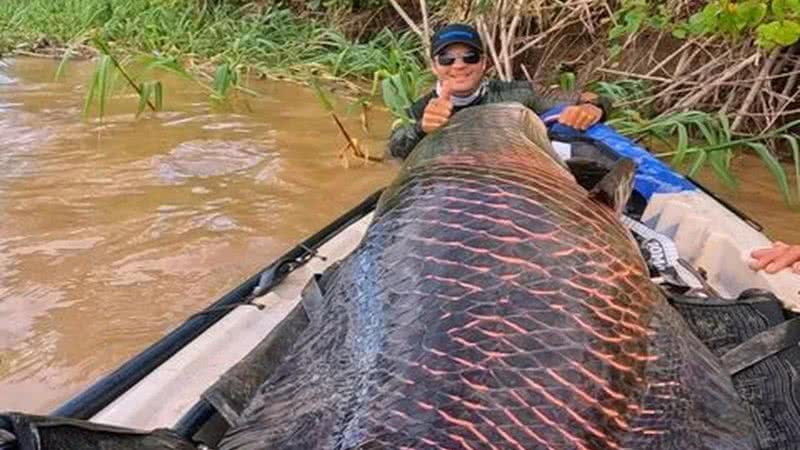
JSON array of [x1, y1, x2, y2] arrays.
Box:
[[220, 105, 753, 450]]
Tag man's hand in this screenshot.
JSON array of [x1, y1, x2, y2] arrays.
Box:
[[558, 103, 603, 131], [421, 82, 453, 134], [749, 241, 800, 274]]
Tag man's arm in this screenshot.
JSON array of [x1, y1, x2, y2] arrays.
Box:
[[488, 80, 612, 121], [385, 93, 435, 161], [386, 121, 426, 160]]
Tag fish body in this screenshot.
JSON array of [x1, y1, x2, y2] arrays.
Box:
[[220, 103, 754, 450]]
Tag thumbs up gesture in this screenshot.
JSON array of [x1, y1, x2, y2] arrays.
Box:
[[421, 81, 454, 134]]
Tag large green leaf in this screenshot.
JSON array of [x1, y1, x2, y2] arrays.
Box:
[[96, 55, 113, 121], [686, 10, 709, 35], [757, 20, 800, 48], [687, 150, 708, 177], [670, 123, 690, 167], [773, 0, 787, 21], [734, 0, 767, 30], [708, 148, 738, 188], [718, 5, 739, 35], [137, 81, 151, 118], [82, 67, 100, 121], [781, 134, 800, 203], [672, 26, 688, 39], [747, 142, 791, 204], [211, 63, 235, 101], [624, 9, 645, 35], [702, 3, 722, 31]]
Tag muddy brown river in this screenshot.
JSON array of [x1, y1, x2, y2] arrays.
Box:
[[0, 57, 798, 414], [0, 58, 395, 412]]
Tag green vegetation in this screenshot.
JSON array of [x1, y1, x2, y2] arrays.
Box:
[[0, 0, 429, 117], [77, 36, 250, 120], [593, 78, 800, 203], [0, 0, 426, 80], [609, 0, 800, 50], [2, 0, 800, 205]]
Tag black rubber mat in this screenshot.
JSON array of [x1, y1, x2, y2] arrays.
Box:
[[671, 290, 800, 450]]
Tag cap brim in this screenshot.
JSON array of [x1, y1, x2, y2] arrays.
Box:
[[432, 40, 482, 56]]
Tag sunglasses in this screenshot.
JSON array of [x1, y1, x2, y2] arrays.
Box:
[[436, 51, 481, 66]]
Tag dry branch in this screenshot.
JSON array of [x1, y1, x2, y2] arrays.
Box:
[[389, 1, 424, 42], [732, 49, 781, 132], [389, 0, 800, 136]]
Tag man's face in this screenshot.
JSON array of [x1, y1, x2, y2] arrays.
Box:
[[431, 43, 486, 96]]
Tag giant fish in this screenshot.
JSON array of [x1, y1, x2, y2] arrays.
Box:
[[219, 103, 755, 450]]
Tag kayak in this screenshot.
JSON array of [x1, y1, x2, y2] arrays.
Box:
[[2, 107, 799, 449]]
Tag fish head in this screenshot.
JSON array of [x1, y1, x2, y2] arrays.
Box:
[[405, 102, 572, 178]]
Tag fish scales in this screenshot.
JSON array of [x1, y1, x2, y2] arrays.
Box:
[[220, 103, 754, 450]]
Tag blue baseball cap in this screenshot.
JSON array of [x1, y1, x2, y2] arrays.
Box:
[[430, 24, 483, 56]]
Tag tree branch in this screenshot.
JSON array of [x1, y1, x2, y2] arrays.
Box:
[[731, 48, 780, 132]]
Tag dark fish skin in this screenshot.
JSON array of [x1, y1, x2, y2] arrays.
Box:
[[220, 103, 755, 450], [0, 413, 197, 450]]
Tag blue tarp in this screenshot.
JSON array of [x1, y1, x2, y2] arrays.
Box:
[[544, 109, 698, 200]]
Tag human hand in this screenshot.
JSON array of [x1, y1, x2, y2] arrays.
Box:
[[558, 103, 603, 131], [421, 82, 453, 134], [749, 241, 800, 274]]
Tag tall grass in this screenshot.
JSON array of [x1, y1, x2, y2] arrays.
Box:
[[596, 79, 800, 205], [0, 0, 427, 85], [10, 0, 795, 205], [1, 0, 430, 124], [1, 0, 431, 128]]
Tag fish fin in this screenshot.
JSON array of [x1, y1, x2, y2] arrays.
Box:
[[565, 157, 614, 191], [300, 262, 342, 323], [1, 412, 196, 449], [588, 158, 636, 215], [300, 274, 325, 323]]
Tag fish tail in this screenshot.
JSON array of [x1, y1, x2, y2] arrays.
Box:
[[623, 301, 756, 449]]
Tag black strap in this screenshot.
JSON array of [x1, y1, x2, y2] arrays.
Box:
[[300, 274, 326, 324], [722, 317, 800, 376]]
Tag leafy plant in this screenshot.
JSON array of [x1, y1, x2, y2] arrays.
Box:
[[602, 0, 800, 50], [606, 93, 800, 203], [77, 34, 254, 120], [210, 63, 236, 102], [83, 53, 115, 120], [590, 79, 651, 104], [607, 0, 671, 53], [135, 79, 162, 117], [307, 0, 385, 10], [371, 45, 432, 128], [670, 0, 800, 49], [558, 71, 577, 91], [81, 36, 164, 121], [311, 78, 381, 166]]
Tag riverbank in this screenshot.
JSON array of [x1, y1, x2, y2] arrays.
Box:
[[2, 0, 800, 204], [0, 1, 428, 92]]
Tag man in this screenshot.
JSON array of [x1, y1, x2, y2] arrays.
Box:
[[750, 242, 800, 274], [387, 23, 610, 160]]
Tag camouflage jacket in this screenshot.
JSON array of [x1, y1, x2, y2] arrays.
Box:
[[385, 79, 611, 160]]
